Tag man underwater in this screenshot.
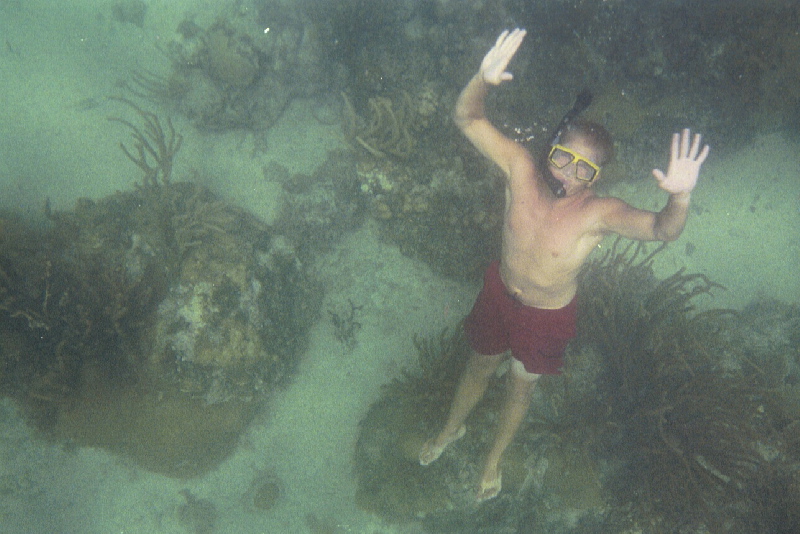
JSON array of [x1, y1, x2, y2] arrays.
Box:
[[419, 28, 709, 502]]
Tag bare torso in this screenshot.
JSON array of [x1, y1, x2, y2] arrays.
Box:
[[499, 167, 605, 309]]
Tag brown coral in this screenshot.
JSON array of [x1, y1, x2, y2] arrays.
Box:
[[107, 97, 183, 188], [342, 92, 416, 159], [203, 20, 261, 88]]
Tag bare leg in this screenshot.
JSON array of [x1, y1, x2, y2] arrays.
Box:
[[419, 351, 506, 465], [477, 359, 539, 502]]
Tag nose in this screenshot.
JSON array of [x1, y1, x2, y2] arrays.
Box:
[[554, 162, 576, 179]]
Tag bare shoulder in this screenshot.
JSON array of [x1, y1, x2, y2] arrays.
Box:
[[507, 151, 549, 201], [508, 147, 537, 178]]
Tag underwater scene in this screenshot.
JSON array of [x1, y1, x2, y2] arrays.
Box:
[[1, 1, 799, 532]]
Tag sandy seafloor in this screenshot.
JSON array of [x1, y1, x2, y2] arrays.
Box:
[[0, 2, 799, 533]]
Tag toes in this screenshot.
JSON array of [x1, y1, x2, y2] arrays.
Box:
[[418, 426, 466, 466], [476, 471, 502, 503], [419, 441, 438, 466]]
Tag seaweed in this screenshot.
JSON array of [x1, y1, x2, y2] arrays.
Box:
[[573, 238, 766, 531], [107, 97, 183, 188], [124, 68, 192, 105], [384, 324, 470, 419]]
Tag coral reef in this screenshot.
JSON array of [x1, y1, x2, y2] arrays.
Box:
[[353, 240, 800, 532], [341, 81, 445, 161], [0, 200, 171, 406], [148, 182, 318, 395], [0, 170, 319, 473], [123, 5, 341, 135], [554, 240, 766, 531], [203, 19, 261, 89], [355, 156, 503, 280], [267, 150, 366, 255], [332, 62, 502, 281]]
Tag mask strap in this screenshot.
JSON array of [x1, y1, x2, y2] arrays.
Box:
[[544, 89, 593, 198], [548, 89, 593, 146]]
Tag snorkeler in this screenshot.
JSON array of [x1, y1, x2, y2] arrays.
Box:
[[419, 28, 709, 503]]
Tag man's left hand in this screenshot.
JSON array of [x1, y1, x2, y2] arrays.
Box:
[[652, 129, 710, 195]]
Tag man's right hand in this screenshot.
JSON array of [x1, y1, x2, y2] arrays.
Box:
[[480, 29, 527, 86]]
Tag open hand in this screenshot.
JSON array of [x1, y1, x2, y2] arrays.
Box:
[[652, 129, 710, 195], [480, 29, 526, 85]]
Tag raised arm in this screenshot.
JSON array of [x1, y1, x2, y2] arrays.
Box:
[[601, 129, 710, 242], [454, 29, 531, 178]]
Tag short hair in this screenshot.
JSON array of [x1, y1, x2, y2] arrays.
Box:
[[560, 119, 614, 166]]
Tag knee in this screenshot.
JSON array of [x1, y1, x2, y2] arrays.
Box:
[[465, 352, 504, 379], [508, 372, 538, 400], [514, 376, 537, 396]]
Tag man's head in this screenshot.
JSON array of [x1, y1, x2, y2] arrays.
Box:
[[558, 119, 614, 166], [545, 118, 613, 195]]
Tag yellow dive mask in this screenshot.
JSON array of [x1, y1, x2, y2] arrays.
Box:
[[548, 144, 601, 183]]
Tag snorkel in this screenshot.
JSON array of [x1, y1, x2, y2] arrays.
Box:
[[543, 89, 593, 198]]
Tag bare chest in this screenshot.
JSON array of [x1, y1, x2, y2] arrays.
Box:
[[503, 198, 602, 269], [505, 203, 589, 258]]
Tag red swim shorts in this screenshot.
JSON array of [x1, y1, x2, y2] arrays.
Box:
[[464, 261, 577, 375]]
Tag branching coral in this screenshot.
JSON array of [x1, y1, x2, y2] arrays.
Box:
[[124, 68, 192, 105], [575, 238, 766, 530], [577, 239, 726, 363], [108, 97, 183, 188], [169, 186, 242, 257], [342, 92, 416, 159]]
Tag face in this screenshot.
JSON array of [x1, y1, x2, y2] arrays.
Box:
[[547, 136, 602, 196]]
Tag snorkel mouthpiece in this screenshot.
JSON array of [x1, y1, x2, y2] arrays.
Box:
[[544, 172, 566, 198], [545, 89, 593, 198]]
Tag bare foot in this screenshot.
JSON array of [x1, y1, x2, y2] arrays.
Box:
[[418, 425, 466, 466], [476, 468, 502, 503]]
